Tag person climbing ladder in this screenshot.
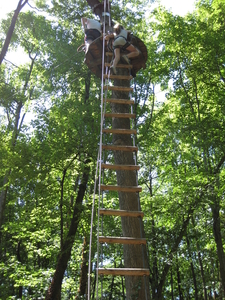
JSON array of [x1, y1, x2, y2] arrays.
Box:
[[105, 23, 140, 74]]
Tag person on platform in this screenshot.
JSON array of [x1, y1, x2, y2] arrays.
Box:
[[81, 17, 102, 53], [105, 23, 140, 74]]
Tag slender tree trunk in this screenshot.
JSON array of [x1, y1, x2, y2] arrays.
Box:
[[45, 161, 90, 300], [176, 258, 183, 300], [186, 234, 198, 299], [211, 200, 225, 298], [171, 268, 174, 300], [76, 236, 89, 299], [109, 275, 114, 300], [0, 0, 28, 65], [191, 217, 208, 300], [16, 240, 23, 298], [155, 208, 193, 300], [197, 250, 208, 300]]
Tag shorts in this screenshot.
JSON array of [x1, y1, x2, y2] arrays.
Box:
[[85, 29, 101, 41], [113, 37, 130, 50]]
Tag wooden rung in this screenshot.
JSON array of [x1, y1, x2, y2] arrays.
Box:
[[101, 163, 140, 171], [99, 236, 146, 245], [104, 86, 133, 92], [98, 268, 150, 276], [104, 113, 135, 119], [99, 209, 144, 218], [102, 129, 137, 135], [100, 185, 142, 192], [104, 74, 133, 80], [106, 98, 134, 105], [105, 63, 133, 69], [102, 145, 138, 152]]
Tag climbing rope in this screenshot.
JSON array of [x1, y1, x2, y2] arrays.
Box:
[[88, 0, 111, 298]]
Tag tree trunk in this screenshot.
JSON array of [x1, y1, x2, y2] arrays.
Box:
[[0, 0, 28, 65], [186, 234, 198, 300], [176, 258, 183, 300], [155, 207, 193, 300], [45, 161, 90, 300], [76, 236, 89, 299], [110, 67, 150, 300], [211, 200, 225, 298], [171, 268, 174, 300]]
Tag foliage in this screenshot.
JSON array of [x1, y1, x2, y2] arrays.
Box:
[[0, 0, 225, 299]]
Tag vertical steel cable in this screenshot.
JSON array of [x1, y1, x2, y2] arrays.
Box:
[[98, 1, 107, 298], [88, 150, 100, 300]]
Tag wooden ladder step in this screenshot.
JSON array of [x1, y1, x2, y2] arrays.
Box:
[[105, 63, 133, 69], [101, 163, 140, 171], [102, 145, 138, 152], [99, 209, 144, 218], [104, 74, 133, 80], [104, 113, 135, 119], [106, 98, 134, 105], [104, 86, 133, 92], [102, 129, 137, 135], [99, 236, 146, 245], [98, 268, 150, 276], [100, 185, 142, 192]]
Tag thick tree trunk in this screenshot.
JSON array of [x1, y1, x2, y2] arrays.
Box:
[[0, 0, 28, 65], [45, 161, 90, 300], [111, 66, 150, 300]]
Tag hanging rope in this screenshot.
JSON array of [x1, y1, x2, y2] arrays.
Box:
[[88, 0, 109, 299]]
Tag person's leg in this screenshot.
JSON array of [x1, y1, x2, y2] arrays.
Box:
[[124, 44, 140, 59], [112, 48, 120, 67], [85, 39, 93, 53]]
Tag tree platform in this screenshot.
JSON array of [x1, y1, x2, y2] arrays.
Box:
[[85, 35, 147, 78]]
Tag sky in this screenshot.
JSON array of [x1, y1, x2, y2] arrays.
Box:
[[0, 0, 196, 20]]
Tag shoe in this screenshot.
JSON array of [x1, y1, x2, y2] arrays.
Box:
[[110, 66, 117, 75], [122, 55, 130, 64]]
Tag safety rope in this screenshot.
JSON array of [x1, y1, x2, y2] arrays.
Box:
[[88, 0, 112, 299]]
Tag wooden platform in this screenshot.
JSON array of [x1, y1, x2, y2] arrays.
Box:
[[85, 35, 148, 78]]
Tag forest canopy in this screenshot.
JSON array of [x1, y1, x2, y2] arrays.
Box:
[[0, 0, 225, 299]]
